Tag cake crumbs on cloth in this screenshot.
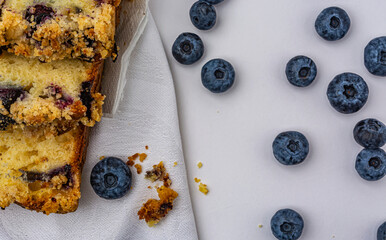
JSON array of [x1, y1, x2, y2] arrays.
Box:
[[138, 186, 178, 227], [126, 151, 147, 170], [258, 224, 263, 228], [173, 162, 178, 167], [198, 182, 209, 195], [194, 178, 201, 183], [139, 153, 147, 162], [134, 164, 142, 174], [99, 156, 105, 160], [145, 161, 171, 187], [197, 162, 203, 168], [139, 161, 178, 227]]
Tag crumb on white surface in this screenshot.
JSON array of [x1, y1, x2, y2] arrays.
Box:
[[197, 162, 203, 169]]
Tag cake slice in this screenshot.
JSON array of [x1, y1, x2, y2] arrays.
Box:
[[0, 52, 104, 131], [0, 124, 89, 214], [0, 0, 121, 62]]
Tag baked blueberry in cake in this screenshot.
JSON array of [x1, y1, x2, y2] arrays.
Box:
[[0, 52, 104, 130], [0, 0, 121, 62], [0, 125, 89, 214]]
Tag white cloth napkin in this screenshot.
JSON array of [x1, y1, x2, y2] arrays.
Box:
[[0, 12, 198, 240]]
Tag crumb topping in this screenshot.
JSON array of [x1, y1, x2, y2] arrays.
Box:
[[138, 186, 178, 227], [198, 183, 209, 195], [134, 164, 142, 174], [197, 162, 203, 169]]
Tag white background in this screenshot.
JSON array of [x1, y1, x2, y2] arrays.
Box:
[[150, 1, 386, 239]]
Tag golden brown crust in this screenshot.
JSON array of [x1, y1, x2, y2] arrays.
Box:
[[11, 125, 90, 214], [0, 2, 121, 62]]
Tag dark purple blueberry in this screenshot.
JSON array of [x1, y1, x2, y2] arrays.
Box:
[[353, 118, 386, 149], [0, 114, 14, 131], [172, 32, 204, 65], [315, 7, 351, 41], [25, 5, 55, 25], [378, 222, 386, 240], [0, 87, 24, 111], [80, 81, 93, 118], [271, 209, 304, 240], [326, 73, 369, 114], [90, 157, 132, 199], [190, 1, 217, 31], [355, 148, 386, 181]]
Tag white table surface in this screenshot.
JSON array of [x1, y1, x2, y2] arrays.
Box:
[[150, 1, 386, 239]]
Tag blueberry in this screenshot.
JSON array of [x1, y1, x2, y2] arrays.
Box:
[[285, 56, 317, 87], [90, 157, 132, 199], [354, 118, 386, 149], [0, 87, 24, 111], [364, 37, 386, 76], [355, 148, 386, 181], [315, 7, 350, 41], [201, 58, 235, 93], [326, 73, 369, 114], [190, 1, 216, 31], [172, 32, 204, 65], [378, 222, 386, 240], [200, 0, 224, 4], [271, 209, 304, 240], [25, 4, 55, 25], [272, 131, 309, 166]]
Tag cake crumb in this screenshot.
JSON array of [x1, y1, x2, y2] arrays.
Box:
[[138, 186, 178, 227], [197, 162, 203, 169], [258, 224, 263, 228], [194, 178, 201, 183], [127, 159, 135, 167], [173, 162, 178, 167], [199, 183, 209, 195], [99, 156, 105, 160], [134, 164, 142, 174], [147, 186, 152, 189], [128, 153, 139, 162], [145, 145, 149, 150], [145, 161, 166, 182], [139, 153, 148, 162]]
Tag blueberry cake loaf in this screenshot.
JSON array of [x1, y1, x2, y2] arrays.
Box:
[[0, 0, 121, 62], [0, 124, 89, 214], [0, 52, 104, 131]]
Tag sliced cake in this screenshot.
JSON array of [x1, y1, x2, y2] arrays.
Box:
[[0, 52, 104, 131], [0, 0, 121, 62], [0, 124, 89, 214]]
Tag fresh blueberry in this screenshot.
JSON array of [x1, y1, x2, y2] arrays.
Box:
[[315, 7, 350, 41], [201, 58, 235, 93], [271, 208, 304, 240], [190, 1, 216, 31], [200, 0, 224, 4], [285, 56, 317, 87], [326, 73, 369, 114], [272, 131, 309, 166], [90, 157, 132, 199], [378, 222, 386, 240], [354, 118, 386, 149], [364, 37, 386, 76], [355, 148, 386, 181], [172, 32, 204, 65]]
